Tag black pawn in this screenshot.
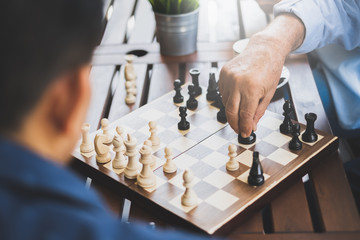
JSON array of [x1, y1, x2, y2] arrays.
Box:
[[178, 106, 190, 130], [248, 152, 265, 187], [216, 95, 227, 123], [189, 68, 202, 96], [206, 73, 218, 101], [186, 85, 198, 110], [173, 79, 183, 103], [302, 113, 318, 143], [280, 100, 293, 134], [213, 91, 223, 109], [289, 123, 302, 150], [238, 131, 256, 145]]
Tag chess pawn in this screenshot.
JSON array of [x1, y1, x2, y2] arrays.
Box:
[[125, 88, 136, 105], [247, 152, 265, 187], [186, 85, 198, 110], [124, 134, 139, 179], [143, 140, 156, 169], [173, 79, 184, 104], [163, 146, 177, 173], [101, 118, 112, 144], [148, 121, 160, 146], [116, 125, 126, 152], [112, 135, 127, 169], [280, 100, 293, 134], [137, 145, 156, 189], [181, 169, 198, 207], [189, 68, 202, 96], [226, 144, 239, 171], [80, 123, 94, 153], [178, 106, 190, 131], [301, 113, 318, 143], [289, 123, 302, 150], [124, 54, 137, 81], [125, 81, 137, 95], [94, 134, 111, 164]]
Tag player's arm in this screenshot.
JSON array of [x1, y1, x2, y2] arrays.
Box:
[[219, 14, 305, 137]]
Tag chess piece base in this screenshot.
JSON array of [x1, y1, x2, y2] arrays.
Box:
[[96, 153, 111, 164], [248, 175, 264, 187]]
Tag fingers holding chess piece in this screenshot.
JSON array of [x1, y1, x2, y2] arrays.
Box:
[[163, 146, 177, 173]]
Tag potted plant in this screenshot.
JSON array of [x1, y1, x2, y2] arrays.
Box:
[[148, 0, 200, 56]]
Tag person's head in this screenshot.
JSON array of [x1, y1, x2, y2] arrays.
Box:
[[0, 0, 103, 163]]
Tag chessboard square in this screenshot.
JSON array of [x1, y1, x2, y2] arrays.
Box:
[[184, 127, 211, 142], [259, 116, 283, 130], [201, 152, 228, 169], [168, 124, 194, 137], [200, 134, 228, 151], [186, 144, 213, 159], [203, 170, 235, 188], [197, 106, 219, 118], [168, 171, 200, 190], [263, 131, 292, 147], [169, 137, 198, 153], [173, 153, 199, 170], [169, 194, 203, 213], [139, 109, 166, 121], [267, 148, 298, 166], [188, 113, 213, 128], [300, 130, 324, 146], [193, 181, 220, 200], [205, 190, 238, 211], [237, 169, 270, 184], [251, 140, 279, 158], [141, 175, 167, 193], [156, 114, 179, 128], [137, 124, 166, 136], [199, 120, 226, 133], [235, 150, 265, 167]]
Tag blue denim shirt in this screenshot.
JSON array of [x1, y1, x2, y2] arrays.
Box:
[[0, 139, 213, 240]]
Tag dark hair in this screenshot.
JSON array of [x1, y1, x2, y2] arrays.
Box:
[[0, 0, 103, 135]]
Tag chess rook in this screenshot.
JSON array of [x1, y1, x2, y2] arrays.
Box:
[[163, 146, 177, 173], [189, 68, 202, 96], [238, 131, 256, 145], [148, 121, 160, 146], [124, 134, 139, 179], [248, 152, 265, 187], [137, 145, 156, 189], [289, 123, 302, 150], [302, 113, 318, 143], [226, 144, 239, 171], [112, 135, 127, 169], [173, 79, 184, 104], [186, 85, 198, 110], [80, 123, 94, 153], [280, 100, 293, 134], [206, 72, 218, 101], [178, 106, 190, 131], [181, 169, 198, 207]]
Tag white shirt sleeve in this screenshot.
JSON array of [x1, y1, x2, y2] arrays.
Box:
[[273, 0, 360, 54]]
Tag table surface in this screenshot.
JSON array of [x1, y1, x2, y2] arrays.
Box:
[[70, 0, 360, 239]]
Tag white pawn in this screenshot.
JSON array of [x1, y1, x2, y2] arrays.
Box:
[[116, 125, 126, 152], [143, 140, 156, 169], [125, 81, 137, 95], [101, 118, 112, 144], [124, 133, 139, 179], [124, 54, 137, 82], [94, 133, 111, 163], [80, 123, 94, 153], [163, 146, 177, 173], [137, 145, 156, 189], [125, 88, 136, 105], [226, 144, 239, 171], [181, 169, 198, 207], [148, 121, 160, 146], [112, 135, 127, 169]]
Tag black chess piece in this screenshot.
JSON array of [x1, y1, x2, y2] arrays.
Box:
[[178, 106, 190, 130], [173, 79, 184, 103], [301, 113, 318, 143], [216, 95, 227, 123], [206, 72, 218, 101], [213, 91, 223, 109], [189, 68, 202, 96], [248, 151, 265, 187], [289, 123, 302, 150], [280, 100, 293, 134], [238, 131, 256, 145], [186, 85, 198, 110]]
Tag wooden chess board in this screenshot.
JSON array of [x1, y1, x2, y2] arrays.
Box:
[[73, 84, 338, 235]]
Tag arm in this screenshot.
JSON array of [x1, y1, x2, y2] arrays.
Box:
[[219, 14, 305, 136]]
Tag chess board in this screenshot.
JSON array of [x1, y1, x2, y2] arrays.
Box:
[[73, 84, 338, 235]]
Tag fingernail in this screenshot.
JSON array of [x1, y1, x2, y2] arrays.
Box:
[[240, 132, 247, 138]]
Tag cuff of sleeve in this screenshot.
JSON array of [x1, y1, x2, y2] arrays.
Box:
[[273, 0, 324, 54]]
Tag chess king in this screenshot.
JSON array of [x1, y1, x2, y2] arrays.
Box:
[[0, 0, 210, 239]]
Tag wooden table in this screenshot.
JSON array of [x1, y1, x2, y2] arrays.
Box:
[[70, 0, 360, 239]]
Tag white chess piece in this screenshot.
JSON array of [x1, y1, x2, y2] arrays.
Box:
[[143, 140, 156, 169], [181, 169, 198, 207], [124, 54, 137, 82], [125, 87, 136, 105], [125, 81, 137, 95], [137, 145, 156, 189], [124, 133, 139, 179], [148, 121, 160, 146], [112, 135, 127, 169], [226, 144, 239, 171], [80, 123, 94, 153], [163, 146, 177, 173], [100, 118, 112, 143], [116, 125, 126, 152], [94, 133, 111, 163]]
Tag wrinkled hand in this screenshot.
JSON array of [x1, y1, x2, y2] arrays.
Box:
[[219, 37, 285, 137]]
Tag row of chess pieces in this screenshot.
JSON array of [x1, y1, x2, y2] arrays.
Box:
[[124, 54, 137, 105], [79, 118, 265, 207]]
